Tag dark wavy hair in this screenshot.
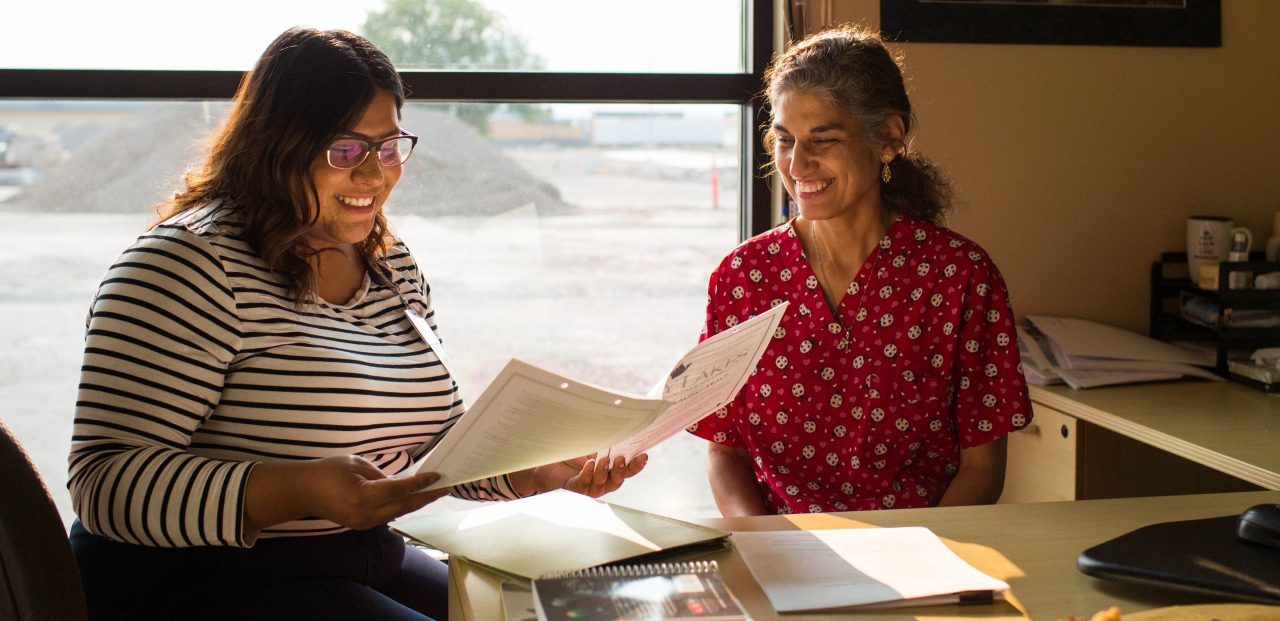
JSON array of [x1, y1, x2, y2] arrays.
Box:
[[157, 27, 405, 301], [763, 24, 952, 223]]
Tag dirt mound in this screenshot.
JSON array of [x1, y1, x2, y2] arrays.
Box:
[[2, 103, 567, 218]]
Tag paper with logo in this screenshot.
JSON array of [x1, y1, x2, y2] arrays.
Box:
[[412, 359, 667, 490], [391, 490, 730, 581], [732, 526, 1008, 612], [606, 301, 789, 461], [532, 560, 749, 620], [412, 302, 788, 490]]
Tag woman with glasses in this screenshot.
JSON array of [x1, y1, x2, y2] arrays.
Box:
[[689, 25, 1031, 517], [66, 27, 643, 620]]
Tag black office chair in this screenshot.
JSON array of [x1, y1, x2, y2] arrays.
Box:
[[0, 418, 89, 620]]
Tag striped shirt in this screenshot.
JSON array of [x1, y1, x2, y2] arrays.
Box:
[[69, 203, 519, 548]]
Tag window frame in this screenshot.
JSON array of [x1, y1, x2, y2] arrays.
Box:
[[0, 0, 775, 239]]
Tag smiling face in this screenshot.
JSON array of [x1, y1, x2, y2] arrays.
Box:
[[772, 89, 885, 223], [304, 89, 404, 251]]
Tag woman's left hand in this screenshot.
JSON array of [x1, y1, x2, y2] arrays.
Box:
[[531, 453, 648, 498]]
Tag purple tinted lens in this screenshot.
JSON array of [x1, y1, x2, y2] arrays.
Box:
[[377, 137, 414, 166], [328, 140, 367, 168]]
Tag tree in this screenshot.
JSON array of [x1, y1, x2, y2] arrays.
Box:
[[362, 0, 549, 133]]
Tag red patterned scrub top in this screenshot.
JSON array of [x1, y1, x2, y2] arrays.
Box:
[[689, 216, 1032, 514]]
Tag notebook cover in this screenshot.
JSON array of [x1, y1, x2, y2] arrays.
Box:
[[1077, 515, 1280, 605]]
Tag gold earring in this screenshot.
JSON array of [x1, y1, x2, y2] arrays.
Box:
[[880, 153, 893, 184]]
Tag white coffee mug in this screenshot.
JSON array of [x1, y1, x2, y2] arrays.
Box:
[[1187, 216, 1250, 281]]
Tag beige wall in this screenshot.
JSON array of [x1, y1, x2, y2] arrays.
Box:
[[798, 0, 1280, 333]]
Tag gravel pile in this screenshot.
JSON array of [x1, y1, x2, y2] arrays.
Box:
[[2, 103, 567, 218]]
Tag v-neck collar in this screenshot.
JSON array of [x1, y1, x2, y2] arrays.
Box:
[[789, 217, 901, 333]]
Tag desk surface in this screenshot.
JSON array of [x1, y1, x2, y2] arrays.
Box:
[[449, 490, 1280, 620], [1029, 382, 1280, 490]]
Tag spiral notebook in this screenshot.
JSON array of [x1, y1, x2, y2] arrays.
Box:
[[531, 560, 750, 621]]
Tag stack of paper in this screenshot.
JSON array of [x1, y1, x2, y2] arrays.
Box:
[[1019, 316, 1221, 389], [732, 526, 1008, 611]]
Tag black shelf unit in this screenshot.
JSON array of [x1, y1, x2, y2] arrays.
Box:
[[1149, 252, 1280, 374]]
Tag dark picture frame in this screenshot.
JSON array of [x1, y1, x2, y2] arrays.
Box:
[[880, 0, 1221, 47]]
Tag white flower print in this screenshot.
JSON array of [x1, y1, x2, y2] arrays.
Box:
[[987, 309, 1001, 323], [725, 315, 739, 327], [852, 406, 864, 420], [767, 242, 780, 254], [914, 229, 927, 241], [833, 424, 847, 437], [809, 504, 823, 513], [730, 255, 742, 268], [916, 262, 931, 276], [1012, 413, 1026, 427], [799, 340, 812, 353], [944, 263, 957, 277], [775, 410, 789, 425], [853, 356, 865, 368], [879, 314, 893, 327], [930, 293, 944, 307], [807, 482, 820, 491], [996, 332, 1010, 347], [774, 355, 788, 369], [790, 383, 805, 397], [731, 285, 744, 299], [929, 419, 943, 432], [977, 419, 994, 432], [982, 394, 998, 407], [908, 325, 922, 339], [985, 363, 998, 377], [855, 308, 868, 321], [966, 339, 980, 353], [850, 456, 861, 469], [834, 501, 848, 511], [805, 274, 818, 289], [960, 376, 971, 390], [870, 408, 885, 422], [882, 495, 896, 508], [874, 443, 888, 455], [879, 285, 894, 299], [829, 393, 843, 408], [803, 420, 816, 433], [969, 251, 982, 261], [892, 255, 906, 268], [780, 267, 792, 282], [748, 412, 761, 425], [976, 283, 990, 296], [826, 452, 839, 466], [750, 268, 762, 282], [943, 321, 954, 335], [773, 327, 786, 339], [760, 383, 772, 397], [801, 445, 815, 459], [884, 344, 898, 357], [786, 485, 799, 496], [931, 353, 944, 368], [821, 367, 835, 381], [712, 431, 727, 442], [771, 440, 786, 454], [895, 418, 909, 431]]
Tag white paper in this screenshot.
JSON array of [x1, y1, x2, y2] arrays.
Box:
[[413, 359, 666, 490], [1027, 315, 1206, 366], [732, 527, 1008, 612], [606, 301, 788, 461]]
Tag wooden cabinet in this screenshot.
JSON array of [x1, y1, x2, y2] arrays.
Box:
[[1000, 403, 1077, 503]]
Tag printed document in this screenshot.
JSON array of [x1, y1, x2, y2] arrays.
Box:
[[413, 302, 788, 490], [732, 527, 1008, 611]]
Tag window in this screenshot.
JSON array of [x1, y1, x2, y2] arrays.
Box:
[[0, 0, 773, 523]]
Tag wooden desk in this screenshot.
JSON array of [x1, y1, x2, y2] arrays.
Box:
[[1030, 383, 1280, 490], [1002, 383, 1280, 503], [449, 490, 1280, 620]]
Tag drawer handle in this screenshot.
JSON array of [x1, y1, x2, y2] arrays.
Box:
[[1060, 424, 1070, 439]]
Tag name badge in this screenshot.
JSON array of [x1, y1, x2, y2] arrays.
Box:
[[404, 308, 458, 381]]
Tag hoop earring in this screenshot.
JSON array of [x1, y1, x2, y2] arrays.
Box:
[[880, 153, 893, 184]]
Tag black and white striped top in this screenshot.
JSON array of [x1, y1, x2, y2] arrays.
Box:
[[69, 203, 518, 548]]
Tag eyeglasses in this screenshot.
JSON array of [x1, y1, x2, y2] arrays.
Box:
[[325, 133, 418, 169]]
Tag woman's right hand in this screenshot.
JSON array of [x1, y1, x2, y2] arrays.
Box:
[[300, 455, 450, 531], [243, 455, 449, 542]]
